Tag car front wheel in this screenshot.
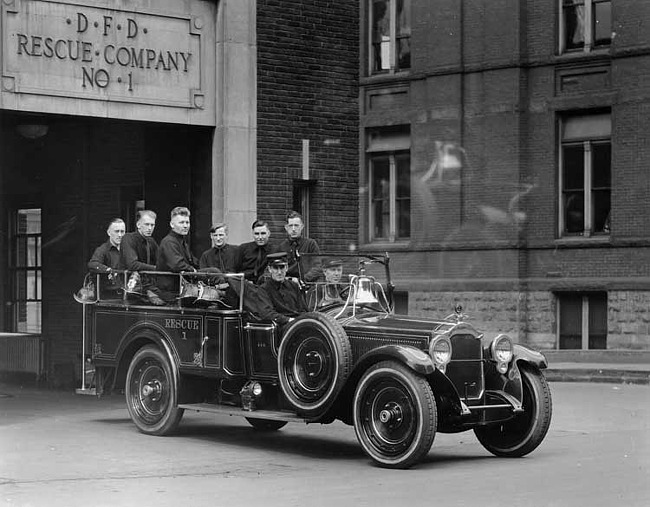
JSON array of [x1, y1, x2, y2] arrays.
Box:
[[353, 360, 436, 469], [474, 363, 552, 457], [125, 345, 184, 435]]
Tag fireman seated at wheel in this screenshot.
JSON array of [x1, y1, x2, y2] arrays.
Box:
[[306, 258, 349, 310], [259, 252, 308, 327]]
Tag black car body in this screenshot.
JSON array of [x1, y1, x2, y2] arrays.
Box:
[[78, 253, 552, 468]]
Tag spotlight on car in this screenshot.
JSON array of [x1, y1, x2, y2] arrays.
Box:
[[430, 336, 452, 373], [491, 334, 514, 374]]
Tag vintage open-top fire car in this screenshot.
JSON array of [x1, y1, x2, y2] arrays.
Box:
[[77, 253, 552, 468]]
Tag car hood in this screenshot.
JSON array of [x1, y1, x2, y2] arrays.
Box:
[[343, 312, 466, 337]]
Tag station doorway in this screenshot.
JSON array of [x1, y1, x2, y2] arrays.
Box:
[[0, 111, 213, 384]]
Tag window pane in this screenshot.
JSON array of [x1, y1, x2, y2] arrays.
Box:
[[563, 2, 586, 50], [16, 301, 41, 334], [371, 156, 390, 239], [592, 190, 610, 233], [18, 208, 42, 234], [591, 143, 611, 188], [563, 146, 584, 190], [564, 192, 585, 233], [397, 37, 411, 70], [559, 293, 582, 349], [588, 293, 607, 349], [395, 152, 410, 197], [15, 271, 26, 300], [396, 198, 410, 238], [371, 0, 390, 73], [593, 1, 611, 46], [15, 236, 27, 267], [396, 0, 411, 69], [27, 271, 37, 299]]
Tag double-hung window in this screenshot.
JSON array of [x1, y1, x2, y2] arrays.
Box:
[[367, 126, 411, 242], [369, 0, 411, 74], [558, 292, 607, 349], [560, 0, 611, 53], [560, 113, 611, 237]]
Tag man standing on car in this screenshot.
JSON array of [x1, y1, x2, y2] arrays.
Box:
[[120, 210, 164, 305], [237, 219, 277, 283], [279, 211, 321, 283], [199, 222, 239, 273], [260, 252, 308, 327], [156, 206, 198, 300]]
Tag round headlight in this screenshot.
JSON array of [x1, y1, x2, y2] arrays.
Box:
[[492, 334, 513, 364], [252, 382, 263, 397], [430, 336, 452, 367]]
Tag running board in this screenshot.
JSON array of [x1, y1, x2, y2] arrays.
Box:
[[178, 403, 307, 423]]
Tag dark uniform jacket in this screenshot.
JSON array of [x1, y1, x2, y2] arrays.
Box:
[[279, 236, 321, 282], [88, 241, 123, 273], [121, 231, 159, 272], [199, 244, 239, 273], [156, 231, 198, 292], [237, 241, 278, 283], [260, 278, 308, 325]]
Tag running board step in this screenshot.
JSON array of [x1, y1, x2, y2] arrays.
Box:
[[178, 403, 307, 423]]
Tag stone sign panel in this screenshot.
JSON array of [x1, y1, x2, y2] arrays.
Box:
[[1, 0, 215, 125]]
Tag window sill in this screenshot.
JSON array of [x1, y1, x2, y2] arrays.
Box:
[[554, 235, 611, 247], [359, 241, 412, 252]]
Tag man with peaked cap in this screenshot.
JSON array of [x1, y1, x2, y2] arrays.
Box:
[[260, 252, 308, 326]]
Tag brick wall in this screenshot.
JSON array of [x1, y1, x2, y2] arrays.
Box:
[[256, 0, 360, 252]]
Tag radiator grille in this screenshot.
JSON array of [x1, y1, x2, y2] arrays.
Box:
[[447, 333, 484, 399], [0, 334, 44, 375]]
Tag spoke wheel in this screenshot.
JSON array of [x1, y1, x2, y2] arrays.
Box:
[[125, 345, 183, 435], [474, 364, 552, 457], [353, 360, 436, 469], [278, 312, 351, 417], [245, 418, 288, 431]]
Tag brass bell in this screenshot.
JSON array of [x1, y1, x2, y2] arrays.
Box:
[[353, 276, 379, 305]]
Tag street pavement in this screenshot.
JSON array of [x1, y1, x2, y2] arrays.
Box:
[[1, 381, 649, 507]]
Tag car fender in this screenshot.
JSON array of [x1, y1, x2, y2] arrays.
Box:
[[513, 344, 548, 369], [353, 345, 435, 377], [113, 322, 180, 390]]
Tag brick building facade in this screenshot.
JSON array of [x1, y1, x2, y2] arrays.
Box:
[[360, 0, 650, 355]]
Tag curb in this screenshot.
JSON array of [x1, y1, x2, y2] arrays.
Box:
[[545, 368, 650, 385]]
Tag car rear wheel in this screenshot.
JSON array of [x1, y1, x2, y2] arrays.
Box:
[[125, 345, 184, 435], [245, 418, 288, 431], [278, 312, 352, 418], [353, 360, 436, 469], [474, 363, 552, 457]]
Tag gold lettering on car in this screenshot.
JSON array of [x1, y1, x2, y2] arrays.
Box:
[[164, 318, 199, 331]]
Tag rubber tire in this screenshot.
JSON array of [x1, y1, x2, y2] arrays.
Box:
[[125, 345, 184, 435], [245, 418, 288, 431], [474, 363, 552, 457], [278, 312, 352, 417], [353, 360, 436, 469]]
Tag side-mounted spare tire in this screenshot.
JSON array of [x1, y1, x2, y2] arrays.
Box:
[[278, 312, 352, 418]]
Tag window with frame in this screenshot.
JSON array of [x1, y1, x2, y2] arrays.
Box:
[[560, 0, 611, 53], [557, 291, 607, 349], [11, 208, 42, 334], [560, 113, 611, 237], [369, 0, 411, 75], [367, 126, 411, 242]]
